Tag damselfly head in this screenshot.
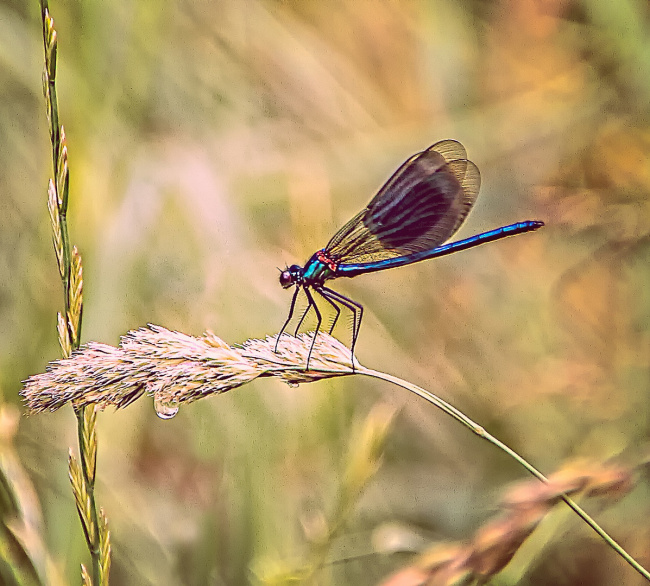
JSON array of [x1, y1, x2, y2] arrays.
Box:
[[279, 265, 302, 289]]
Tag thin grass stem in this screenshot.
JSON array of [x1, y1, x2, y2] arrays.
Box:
[[358, 366, 650, 582], [38, 1, 108, 583]]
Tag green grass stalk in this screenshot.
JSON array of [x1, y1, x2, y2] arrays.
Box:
[[38, 2, 110, 584], [358, 366, 650, 582]]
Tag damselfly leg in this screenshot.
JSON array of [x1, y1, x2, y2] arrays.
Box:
[[274, 286, 301, 353], [318, 286, 363, 370], [293, 301, 312, 336], [303, 287, 323, 369]]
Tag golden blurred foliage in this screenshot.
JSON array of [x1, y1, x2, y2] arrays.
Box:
[[2, 0, 649, 583]]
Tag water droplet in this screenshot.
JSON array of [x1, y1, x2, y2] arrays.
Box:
[[154, 397, 179, 420], [286, 381, 299, 388]]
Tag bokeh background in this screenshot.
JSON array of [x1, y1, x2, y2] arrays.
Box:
[[2, 0, 650, 584]]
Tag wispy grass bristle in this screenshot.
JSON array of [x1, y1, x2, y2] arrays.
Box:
[[22, 326, 355, 413]]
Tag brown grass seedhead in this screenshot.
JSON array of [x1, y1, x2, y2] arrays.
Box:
[[21, 326, 356, 414], [501, 459, 635, 511], [382, 460, 637, 586]]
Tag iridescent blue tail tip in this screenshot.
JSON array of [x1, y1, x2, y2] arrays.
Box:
[[512, 220, 544, 233]]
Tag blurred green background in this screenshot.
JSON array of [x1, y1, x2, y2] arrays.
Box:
[[2, 0, 650, 584]]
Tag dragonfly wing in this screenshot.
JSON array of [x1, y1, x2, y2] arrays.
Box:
[[325, 141, 480, 263]]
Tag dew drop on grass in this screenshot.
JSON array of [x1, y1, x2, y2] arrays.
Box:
[[154, 397, 179, 419]]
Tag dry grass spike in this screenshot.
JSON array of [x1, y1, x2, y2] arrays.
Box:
[[22, 326, 356, 414]]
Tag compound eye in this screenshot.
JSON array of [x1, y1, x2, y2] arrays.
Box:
[[279, 269, 294, 289]]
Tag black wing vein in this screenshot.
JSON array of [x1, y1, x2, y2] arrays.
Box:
[[324, 140, 480, 265]]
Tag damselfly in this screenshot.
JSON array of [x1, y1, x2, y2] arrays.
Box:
[[276, 140, 543, 368]]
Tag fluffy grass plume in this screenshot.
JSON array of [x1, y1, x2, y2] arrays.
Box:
[[22, 327, 355, 414]]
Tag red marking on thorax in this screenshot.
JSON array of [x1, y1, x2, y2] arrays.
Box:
[[316, 250, 338, 272]]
